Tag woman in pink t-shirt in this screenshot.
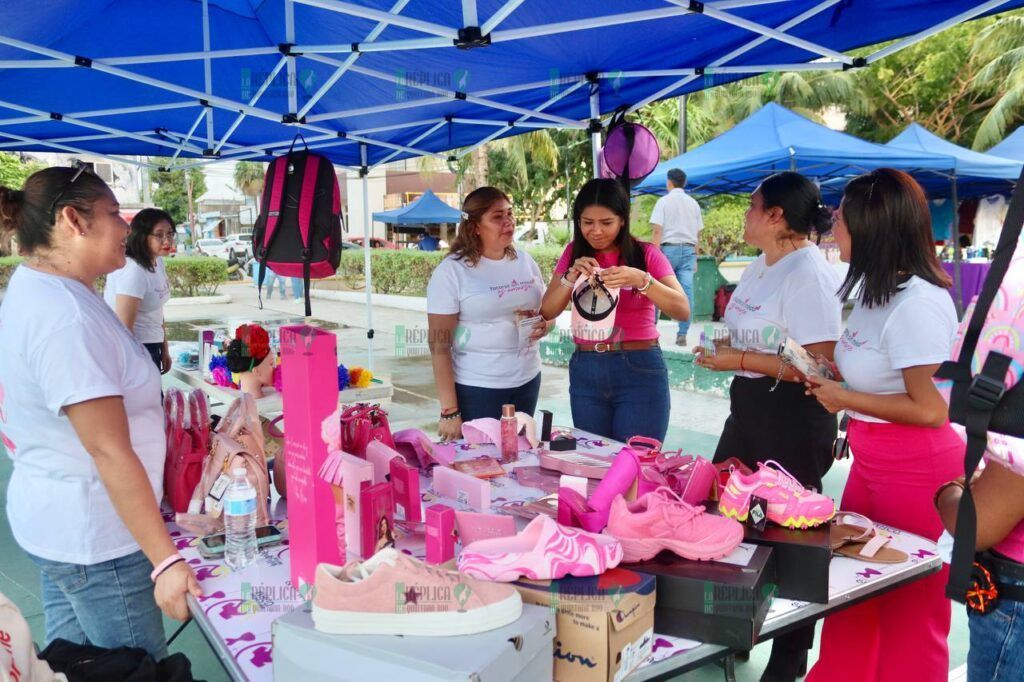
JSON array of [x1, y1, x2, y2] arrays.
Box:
[[540, 179, 689, 442]]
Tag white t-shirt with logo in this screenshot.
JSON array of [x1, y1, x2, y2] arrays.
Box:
[[835, 276, 957, 423], [103, 257, 170, 344], [426, 250, 544, 388], [0, 266, 165, 564], [724, 246, 843, 379]]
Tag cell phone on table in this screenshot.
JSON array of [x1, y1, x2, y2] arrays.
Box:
[[198, 525, 283, 558]]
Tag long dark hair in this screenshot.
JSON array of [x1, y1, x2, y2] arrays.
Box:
[[0, 166, 110, 255], [838, 168, 951, 307], [569, 179, 646, 271], [759, 171, 832, 244], [126, 208, 174, 272]]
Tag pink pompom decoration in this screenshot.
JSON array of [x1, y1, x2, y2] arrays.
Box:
[[272, 365, 283, 393], [211, 366, 236, 388]]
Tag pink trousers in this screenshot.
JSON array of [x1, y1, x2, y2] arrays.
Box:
[[807, 419, 964, 682]]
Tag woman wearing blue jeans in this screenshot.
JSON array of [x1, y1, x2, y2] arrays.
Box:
[[540, 179, 689, 443], [427, 187, 552, 440], [0, 168, 200, 660]]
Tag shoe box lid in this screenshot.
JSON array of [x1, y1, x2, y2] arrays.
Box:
[[272, 603, 554, 682], [513, 568, 657, 682]]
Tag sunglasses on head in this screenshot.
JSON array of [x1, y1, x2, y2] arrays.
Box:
[[49, 165, 88, 222]]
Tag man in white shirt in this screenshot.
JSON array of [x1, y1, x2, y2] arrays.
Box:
[[650, 168, 703, 345]]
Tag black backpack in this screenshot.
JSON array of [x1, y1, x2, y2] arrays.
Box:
[[252, 138, 343, 316]]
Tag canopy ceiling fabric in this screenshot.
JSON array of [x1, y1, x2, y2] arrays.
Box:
[[372, 188, 462, 223], [632, 103, 958, 196], [0, 1, 1020, 171], [989, 126, 1024, 162], [885, 123, 1022, 198]]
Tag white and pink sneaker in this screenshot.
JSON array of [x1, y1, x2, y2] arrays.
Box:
[[457, 515, 623, 582]]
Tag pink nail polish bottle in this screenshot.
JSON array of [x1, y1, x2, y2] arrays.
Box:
[[500, 403, 518, 463]]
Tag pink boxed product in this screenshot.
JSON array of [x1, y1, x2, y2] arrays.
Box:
[[359, 481, 395, 559], [538, 450, 615, 479], [389, 457, 422, 523], [366, 440, 402, 485], [425, 504, 456, 565], [433, 466, 491, 511], [280, 325, 342, 590], [340, 454, 373, 556]]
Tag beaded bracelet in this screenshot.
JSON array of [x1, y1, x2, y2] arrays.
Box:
[[440, 410, 462, 421]]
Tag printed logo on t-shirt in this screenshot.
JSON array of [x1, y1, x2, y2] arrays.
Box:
[[727, 297, 762, 316], [839, 329, 867, 352], [0, 382, 15, 454], [489, 278, 538, 299]]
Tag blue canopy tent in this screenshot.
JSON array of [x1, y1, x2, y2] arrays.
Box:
[[633, 103, 957, 196], [1, 1, 1020, 368], [372, 189, 462, 224], [989, 126, 1024, 161]]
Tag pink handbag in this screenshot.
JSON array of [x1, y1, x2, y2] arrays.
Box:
[[627, 436, 718, 505], [340, 403, 394, 457], [162, 388, 210, 514]]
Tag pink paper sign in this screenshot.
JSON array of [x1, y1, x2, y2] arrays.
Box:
[[280, 325, 341, 590]]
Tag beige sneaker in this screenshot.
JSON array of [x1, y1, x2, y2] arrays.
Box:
[[312, 548, 522, 636]]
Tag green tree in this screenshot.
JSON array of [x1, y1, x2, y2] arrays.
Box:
[[970, 13, 1024, 149], [0, 152, 42, 190], [232, 161, 265, 204], [486, 130, 560, 232], [150, 159, 207, 230]]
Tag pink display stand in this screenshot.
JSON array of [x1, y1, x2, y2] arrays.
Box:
[[280, 325, 341, 590]]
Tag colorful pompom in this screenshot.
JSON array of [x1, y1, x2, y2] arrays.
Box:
[[337, 363, 350, 391], [208, 354, 228, 372], [349, 366, 373, 389], [211, 366, 236, 388]]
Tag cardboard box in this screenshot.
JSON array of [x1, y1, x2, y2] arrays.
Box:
[[279, 325, 342, 591], [741, 523, 830, 603], [630, 544, 775, 650], [273, 603, 555, 681], [514, 568, 656, 682]]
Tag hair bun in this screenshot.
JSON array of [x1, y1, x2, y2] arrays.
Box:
[[0, 186, 25, 237]]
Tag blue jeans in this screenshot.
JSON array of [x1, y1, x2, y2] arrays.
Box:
[[568, 348, 670, 443], [661, 244, 696, 338], [290, 277, 304, 299], [455, 372, 542, 422], [968, 572, 1024, 681], [28, 550, 167, 660]]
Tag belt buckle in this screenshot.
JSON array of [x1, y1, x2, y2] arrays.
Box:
[[595, 342, 609, 353]]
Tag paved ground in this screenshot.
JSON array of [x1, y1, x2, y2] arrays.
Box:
[[0, 282, 968, 681]]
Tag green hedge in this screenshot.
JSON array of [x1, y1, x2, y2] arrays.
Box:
[[164, 256, 227, 297], [0, 256, 20, 289], [336, 246, 566, 296]]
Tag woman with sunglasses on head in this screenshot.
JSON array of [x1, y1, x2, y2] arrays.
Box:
[[104, 208, 174, 374], [694, 171, 841, 682], [0, 168, 201, 660], [427, 187, 551, 441], [804, 168, 961, 682], [540, 178, 689, 443]]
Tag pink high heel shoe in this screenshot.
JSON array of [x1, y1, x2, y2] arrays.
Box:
[[557, 444, 651, 532], [557, 487, 606, 532]]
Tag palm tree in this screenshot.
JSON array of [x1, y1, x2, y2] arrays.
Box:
[[970, 14, 1024, 149], [232, 161, 265, 206]]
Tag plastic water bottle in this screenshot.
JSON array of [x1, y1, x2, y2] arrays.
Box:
[[224, 468, 257, 571]]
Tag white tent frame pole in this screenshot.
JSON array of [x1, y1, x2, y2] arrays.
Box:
[[297, 0, 411, 119], [172, 110, 209, 160], [605, 61, 845, 79], [627, 0, 843, 113], [462, 0, 478, 27], [202, 0, 215, 144], [590, 81, 600, 174], [0, 131, 129, 149], [214, 56, 288, 153], [0, 130, 163, 169], [0, 97, 205, 155], [481, 0, 525, 35], [360, 143, 375, 372], [372, 119, 448, 169], [450, 118, 556, 129], [304, 94, 452, 123], [285, 0, 298, 115], [295, 36, 450, 54], [350, 118, 446, 136], [866, 0, 1010, 64], [0, 47, 278, 69], [293, 0, 458, 39], [457, 80, 586, 158], [0, 101, 196, 126]]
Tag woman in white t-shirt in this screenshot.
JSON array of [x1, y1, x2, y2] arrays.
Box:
[[104, 208, 174, 373], [805, 169, 962, 682], [0, 168, 200, 660], [427, 187, 551, 440], [694, 172, 841, 680]]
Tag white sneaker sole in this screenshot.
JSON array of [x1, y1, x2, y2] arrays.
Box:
[[312, 592, 523, 636]]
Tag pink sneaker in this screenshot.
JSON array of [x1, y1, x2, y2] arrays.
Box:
[[312, 548, 522, 636], [605, 489, 744, 562], [457, 514, 623, 582], [718, 460, 836, 529]]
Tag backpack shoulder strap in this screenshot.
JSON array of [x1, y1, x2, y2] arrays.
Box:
[[295, 153, 321, 316]]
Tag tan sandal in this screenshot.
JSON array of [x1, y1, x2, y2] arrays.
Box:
[[830, 512, 909, 564]]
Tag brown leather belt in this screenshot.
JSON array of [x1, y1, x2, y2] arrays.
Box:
[[575, 340, 660, 353]]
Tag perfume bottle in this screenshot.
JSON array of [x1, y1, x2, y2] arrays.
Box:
[[500, 403, 518, 463]]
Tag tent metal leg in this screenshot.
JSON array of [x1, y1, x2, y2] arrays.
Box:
[[361, 144, 375, 372]]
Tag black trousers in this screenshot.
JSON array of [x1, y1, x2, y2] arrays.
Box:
[[713, 376, 838, 667]]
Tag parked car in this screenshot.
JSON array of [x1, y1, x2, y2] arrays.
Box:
[[341, 240, 362, 250], [349, 236, 399, 249], [194, 238, 230, 259], [223, 233, 254, 259]]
